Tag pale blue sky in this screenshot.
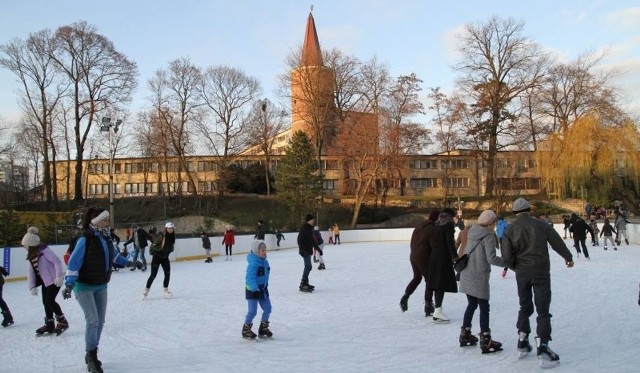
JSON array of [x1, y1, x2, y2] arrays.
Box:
[[1, 0, 638, 126]]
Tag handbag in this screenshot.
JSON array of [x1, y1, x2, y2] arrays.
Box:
[[454, 241, 481, 280]]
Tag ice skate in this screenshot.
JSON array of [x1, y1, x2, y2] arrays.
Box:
[[163, 287, 173, 298], [54, 314, 69, 335], [318, 263, 326, 270], [432, 307, 450, 323], [35, 317, 55, 335], [536, 337, 560, 369], [299, 283, 314, 292], [459, 327, 478, 347], [424, 301, 435, 317], [517, 331, 532, 359], [258, 320, 273, 338], [242, 323, 257, 339], [1, 310, 14, 327], [85, 349, 103, 373], [142, 287, 149, 300], [399, 293, 409, 312], [479, 331, 502, 354]]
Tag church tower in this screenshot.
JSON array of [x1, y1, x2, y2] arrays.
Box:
[[291, 11, 336, 152]]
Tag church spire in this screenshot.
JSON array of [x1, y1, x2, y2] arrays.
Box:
[[301, 11, 323, 67]]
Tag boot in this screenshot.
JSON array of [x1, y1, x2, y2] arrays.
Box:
[[163, 287, 173, 299], [536, 337, 560, 368], [242, 323, 257, 339], [299, 283, 314, 292], [85, 349, 103, 372], [142, 287, 150, 300], [1, 310, 14, 327], [35, 317, 55, 335], [399, 293, 409, 312], [258, 320, 273, 338], [459, 327, 478, 347], [517, 331, 532, 359], [625, 239, 629, 245], [318, 263, 326, 270], [55, 314, 69, 334], [479, 330, 503, 354], [432, 307, 450, 323], [424, 301, 435, 317]]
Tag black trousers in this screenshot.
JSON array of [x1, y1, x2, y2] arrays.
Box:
[[516, 273, 552, 342], [41, 283, 63, 319], [146, 255, 171, 289]]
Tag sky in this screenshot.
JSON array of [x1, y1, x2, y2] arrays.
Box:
[[0, 0, 639, 130], [1, 235, 639, 372]]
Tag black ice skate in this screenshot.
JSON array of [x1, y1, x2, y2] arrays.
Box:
[[35, 317, 55, 335], [85, 349, 103, 373], [55, 314, 69, 335], [424, 301, 435, 317], [517, 331, 533, 359], [1, 310, 14, 327], [479, 331, 502, 354], [318, 263, 326, 270], [242, 323, 257, 339], [258, 321, 273, 338], [459, 327, 478, 347], [399, 293, 409, 312], [536, 337, 560, 369]]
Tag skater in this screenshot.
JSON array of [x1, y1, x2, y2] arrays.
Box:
[[275, 229, 285, 248], [332, 223, 341, 245], [614, 212, 629, 246], [124, 224, 150, 271], [313, 226, 326, 270], [63, 207, 132, 373], [458, 210, 505, 353], [599, 218, 617, 251], [297, 214, 317, 292], [569, 213, 593, 259], [201, 231, 212, 263], [400, 210, 439, 317], [562, 215, 571, 239], [0, 265, 14, 327], [502, 198, 574, 369], [222, 226, 235, 261], [588, 219, 600, 246], [254, 220, 267, 240], [242, 240, 273, 339], [495, 215, 510, 278], [22, 227, 68, 336], [144, 222, 176, 299], [427, 208, 459, 323], [109, 228, 120, 249]]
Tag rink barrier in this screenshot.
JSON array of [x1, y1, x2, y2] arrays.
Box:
[[2, 223, 637, 282]]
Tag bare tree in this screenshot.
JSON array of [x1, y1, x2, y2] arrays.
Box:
[[196, 65, 261, 196], [454, 16, 549, 196], [0, 29, 67, 207]]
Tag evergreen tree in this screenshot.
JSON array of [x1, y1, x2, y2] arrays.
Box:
[[0, 210, 26, 247], [275, 131, 323, 225]]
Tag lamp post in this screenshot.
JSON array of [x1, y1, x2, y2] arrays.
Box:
[[100, 117, 122, 226]]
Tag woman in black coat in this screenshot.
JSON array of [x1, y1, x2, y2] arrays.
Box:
[[427, 208, 459, 323]]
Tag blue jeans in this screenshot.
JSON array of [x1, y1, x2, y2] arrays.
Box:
[[75, 286, 108, 351], [132, 246, 147, 267], [301, 254, 312, 284], [244, 298, 272, 324]]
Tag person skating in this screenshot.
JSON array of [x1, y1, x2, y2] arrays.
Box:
[[614, 212, 629, 246], [0, 265, 14, 327], [588, 219, 600, 246], [201, 231, 212, 263], [501, 198, 574, 369], [22, 227, 68, 336], [313, 226, 326, 270], [242, 241, 273, 339], [143, 222, 176, 300], [569, 213, 594, 259], [124, 224, 150, 271], [599, 219, 617, 251], [458, 210, 505, 354], [63, 207, 132, 373], [427, 208, 459, 323], [332, 223, 341, 245], [222, 227, 235, 261], [275, 229, 285, 249], [297, 214, 317, 292]]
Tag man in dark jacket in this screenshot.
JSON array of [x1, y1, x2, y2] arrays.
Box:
[[124, 225, 150, 271], [296, 214, 317, 292], [502, 198, 574, 368], [569, 213, 594, 259]]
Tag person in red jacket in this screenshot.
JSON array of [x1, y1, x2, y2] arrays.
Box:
[[222, 227, 236, 261]]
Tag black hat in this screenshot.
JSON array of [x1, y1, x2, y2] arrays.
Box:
[[305, 214, 315, 222]]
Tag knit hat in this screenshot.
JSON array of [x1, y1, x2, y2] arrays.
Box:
[[91, 210, 110, 225], [21, 226, 41, 247], [251, 240, 266, 255], [477, 210, 497, 225], [305, 214, 315, 223], [165, 222, 175, 229], [512, 198, 531, 212]]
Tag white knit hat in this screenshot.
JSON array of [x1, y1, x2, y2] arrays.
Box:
[[165, 222, 175, 229], [21, 226, 41, 247], [251, 240, 266, 255]]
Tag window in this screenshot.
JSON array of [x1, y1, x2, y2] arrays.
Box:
[[444, 178, 469, 188], [409, 178, 438, 189], [496, 159, 511, 168], [198, 161, 218, 172], [409, 159, 437, 169], [322, 160, 340, 170], [323, 179, 338, 190], [440, 159, 468, 169], [199, 181, 217, 192]]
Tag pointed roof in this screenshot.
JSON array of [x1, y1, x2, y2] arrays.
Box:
[[301, 12, 324, 67]]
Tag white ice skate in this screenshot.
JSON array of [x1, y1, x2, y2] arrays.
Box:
[[163, 288, 173, 299], [432, 307, 450, 323]]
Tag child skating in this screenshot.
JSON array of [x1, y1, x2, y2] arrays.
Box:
[[242, 241, 273, 339]]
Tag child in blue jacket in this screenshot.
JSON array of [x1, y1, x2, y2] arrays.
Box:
[[242, 240, 272, 339]]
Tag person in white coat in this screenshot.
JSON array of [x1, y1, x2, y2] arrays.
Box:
[[457, 210, 505, 354]]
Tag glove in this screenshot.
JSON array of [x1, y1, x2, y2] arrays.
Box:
[[54, 276, 63, 287], [30, 287, 38, 296], [62, 285, 74, 300]]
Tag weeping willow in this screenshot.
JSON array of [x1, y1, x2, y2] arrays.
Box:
[[536, 113, 640, 202]]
